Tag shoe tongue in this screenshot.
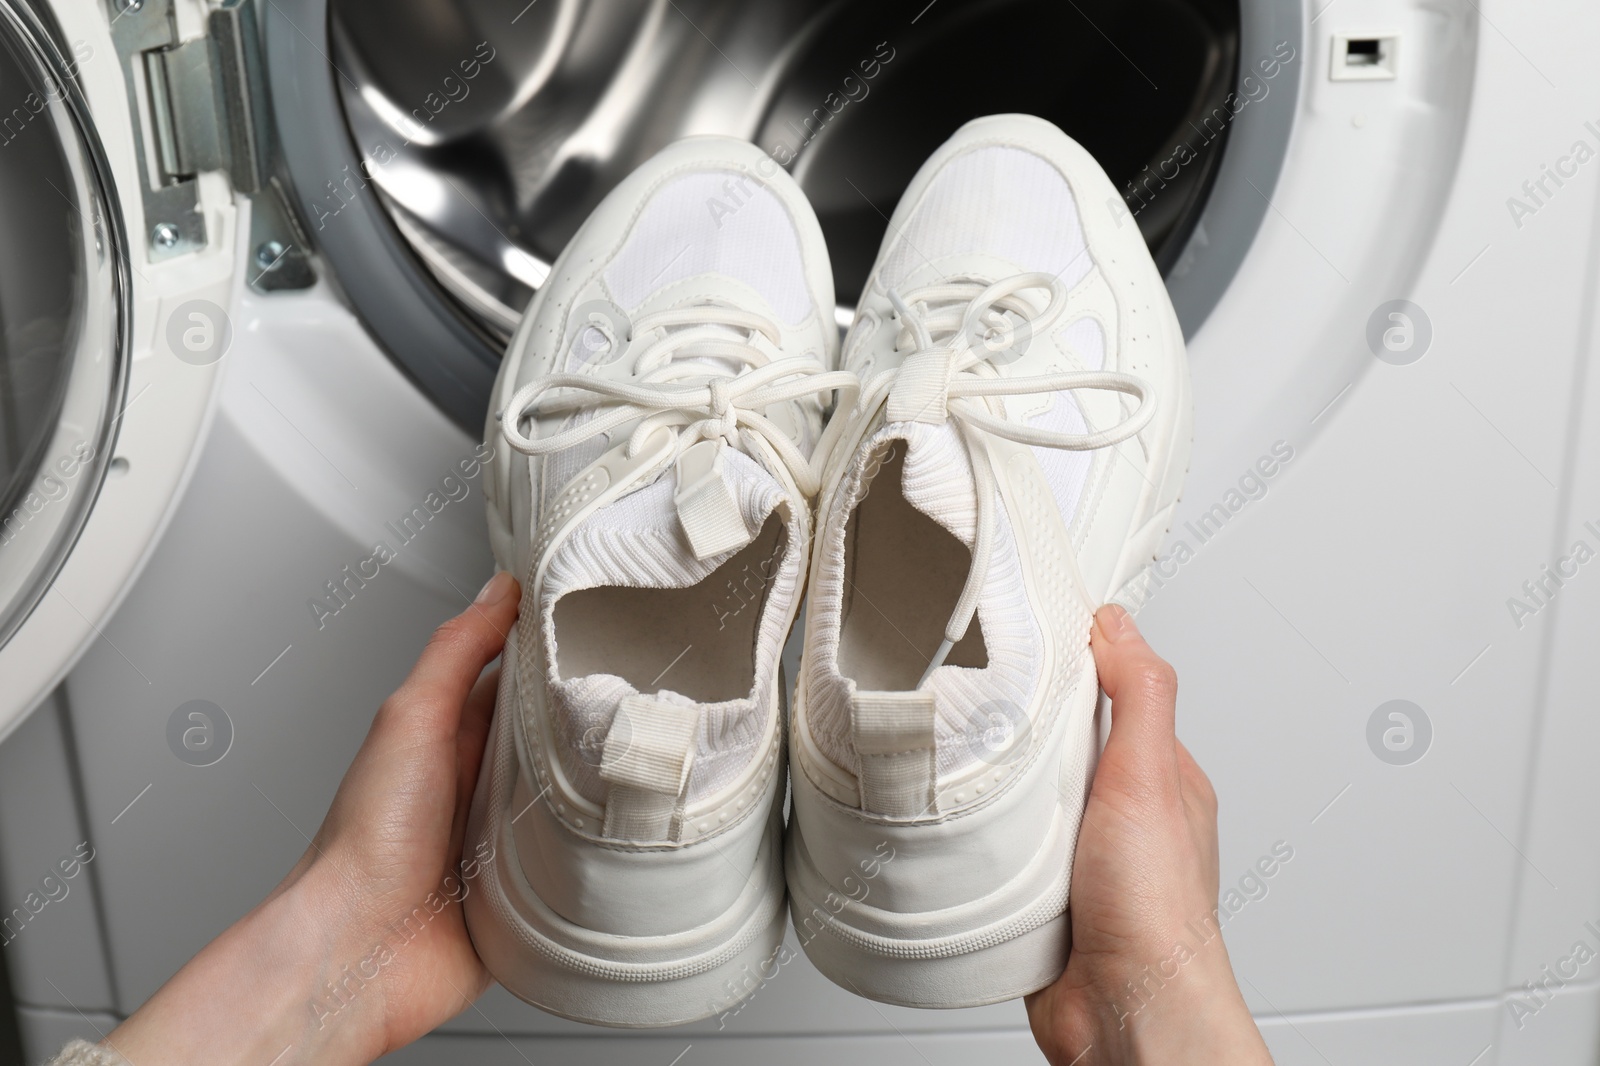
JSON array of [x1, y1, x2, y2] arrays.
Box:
[[542, 447, 787, 600], [857, 418, 979, 547]]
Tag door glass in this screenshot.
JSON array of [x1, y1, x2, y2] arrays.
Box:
[[0, 2, 127, 650]]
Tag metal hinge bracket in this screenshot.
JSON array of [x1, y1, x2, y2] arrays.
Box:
[[107, 0, 270, 260]]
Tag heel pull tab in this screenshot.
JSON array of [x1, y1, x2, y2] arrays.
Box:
[[851, 690, 937, 818], [600, 694, 700, 842]]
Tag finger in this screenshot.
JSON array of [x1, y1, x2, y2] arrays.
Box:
[[452, 666, 501, 840], [1091, 604, 1181, 794], [457, 667, 500, 788], [383, 572, 520, 743]]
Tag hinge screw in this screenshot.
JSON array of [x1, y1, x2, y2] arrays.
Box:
[[152, 223, 179, 249], [254, 239, 287, 271]]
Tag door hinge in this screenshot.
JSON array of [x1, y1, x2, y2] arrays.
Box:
[[109, 0, 270, 260], [144, 2, 267, 193]]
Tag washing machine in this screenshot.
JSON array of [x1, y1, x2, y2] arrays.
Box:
[[1, 0, 1598, 1062]]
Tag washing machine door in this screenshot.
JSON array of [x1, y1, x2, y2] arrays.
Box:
[[0, 0, 242, 737]]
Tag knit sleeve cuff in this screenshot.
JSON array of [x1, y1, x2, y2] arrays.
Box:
[[44, 1039, 131, 1066]]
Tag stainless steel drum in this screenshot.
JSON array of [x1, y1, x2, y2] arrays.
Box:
[[326, 0, 1238, 342]]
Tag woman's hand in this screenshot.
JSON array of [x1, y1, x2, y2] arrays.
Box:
[[104, 572, 520, 1066], [98, 588, 1271, 1066], [1026, 605, 1274, 1065]]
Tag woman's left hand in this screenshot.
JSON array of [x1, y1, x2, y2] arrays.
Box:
[[106, 572, 520, 1066]]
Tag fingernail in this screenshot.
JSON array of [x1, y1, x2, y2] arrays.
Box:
[[475, 571, 513, 605], [1098, 603, 1136, 642]]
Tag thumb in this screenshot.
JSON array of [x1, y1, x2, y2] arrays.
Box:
[[1091, 604, 1181, 799], [381, 572, 520, 741]]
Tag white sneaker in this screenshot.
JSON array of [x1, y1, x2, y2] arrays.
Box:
[[464, 136, 850, 1027], [787, 114, 1192, 1007]]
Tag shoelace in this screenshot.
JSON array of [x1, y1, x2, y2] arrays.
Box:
[[859, 271, 1156, 684], [501, 302, 858, 547]]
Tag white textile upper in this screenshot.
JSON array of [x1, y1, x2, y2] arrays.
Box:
[[786, 114, 1193, 1008], [464, 136, 848, 1027]]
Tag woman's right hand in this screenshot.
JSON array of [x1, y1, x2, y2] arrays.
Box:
[[1025, 605, 1274, 1065]]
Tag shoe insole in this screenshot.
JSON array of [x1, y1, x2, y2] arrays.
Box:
[[552, 514, 786, 703], [837, 443, 987, 692]]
